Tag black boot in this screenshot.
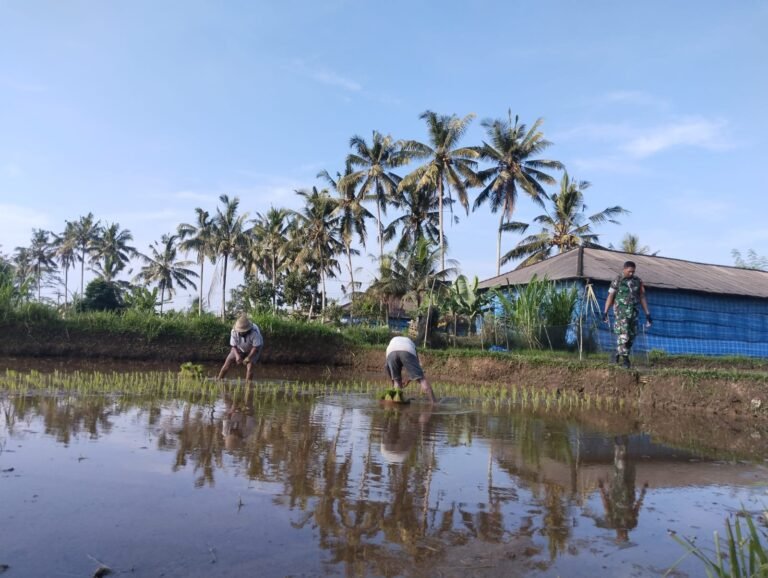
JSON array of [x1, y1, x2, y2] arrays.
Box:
[[621, 355, 631, 369]]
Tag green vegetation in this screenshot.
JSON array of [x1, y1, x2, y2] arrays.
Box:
[[491, 275, 579, 350], [667, 511, 768, 578], [380, 388, 408, 403], [653, 368, 768, 386], [501, 172, 627, 267], [732, 249, 768, 271], [1, 107, 630, 336], [649, 350, 768, 371], [179, 362, 205, 378], [0, 369, 625, 413], [0, 305, 390, 349]]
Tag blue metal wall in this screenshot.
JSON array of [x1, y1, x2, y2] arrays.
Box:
[[489, 281, 768, 358], [589, 283, 768, 357]]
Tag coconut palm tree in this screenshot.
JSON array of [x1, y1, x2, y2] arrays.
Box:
[[211, 195, 248, 318], [11, 247, 34, 300], [384, 181, 444, 255], [233, 228, 265, 284], [178, 208, 216, 315], [384, 238, 457, 310], [251, 207, 292, 312], [618, 233, 658, 256], [25, 229, 57, 301], [400, 111, 479, 270], [291, 187, 343, 316], [91, 222, 136, 282], [134, 234, 197, 314], [472, 113, 564, 275], [319, 166, 372, 302], [501, 173, 628, 267], [340, 131, 407, 265], [52, 222, 78, 307], [70, 212, 101, 297], [731, 248, 767, 271]]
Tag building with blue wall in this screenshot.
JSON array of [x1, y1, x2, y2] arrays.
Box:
[[478, 247, 768, 358]]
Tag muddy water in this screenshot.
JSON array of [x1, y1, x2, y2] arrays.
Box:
[[1, 384, 767, 577]]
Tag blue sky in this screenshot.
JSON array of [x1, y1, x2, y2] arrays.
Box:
[[1, 0, 766, 308]]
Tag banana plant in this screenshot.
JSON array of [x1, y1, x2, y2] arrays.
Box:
[[450, 274, 490, 348]]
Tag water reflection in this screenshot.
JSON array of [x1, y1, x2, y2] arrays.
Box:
[[595, 435, 648, 543], [1, 387, 766, 577]]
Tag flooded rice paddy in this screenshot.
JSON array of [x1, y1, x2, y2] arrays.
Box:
[[1, 373, 767, 577]]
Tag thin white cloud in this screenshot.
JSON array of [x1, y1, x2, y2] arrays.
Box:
[[106, 209, 185, 223], [369, 92, 402, 106], [172, 190, 220, 203], [599, 90, 669, 109], [623, 118, 731, 158], [310, 69, 361, 91], [558, 117, 733, 166], [233, 182, 306, 208], [230, 173, 311, 208], [291, 59, 362, 92], [570, 155, 646, 175], [662, 192, 733, 222], [553, 122, 635, 142], [0, 203, 51, 251]]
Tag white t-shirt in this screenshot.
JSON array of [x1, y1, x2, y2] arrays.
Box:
[[230, 326, 263, 353], [386, 336, 417, 357]]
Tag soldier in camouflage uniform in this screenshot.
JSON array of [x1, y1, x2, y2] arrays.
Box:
[[603, 261, 652, 368]]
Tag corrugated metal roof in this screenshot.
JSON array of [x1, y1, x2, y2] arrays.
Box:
[[477, 248, 768, 298]]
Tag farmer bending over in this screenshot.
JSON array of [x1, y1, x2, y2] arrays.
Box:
[[218, 314, 263, 381], [385, 336, 437, 403]]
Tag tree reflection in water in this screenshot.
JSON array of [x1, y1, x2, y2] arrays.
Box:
[[1, 387, 681, 575]]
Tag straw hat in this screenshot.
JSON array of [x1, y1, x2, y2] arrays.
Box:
[[233, 315, 253, 333]]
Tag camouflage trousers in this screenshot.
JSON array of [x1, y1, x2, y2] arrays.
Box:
[[613, 311, 638, 357]]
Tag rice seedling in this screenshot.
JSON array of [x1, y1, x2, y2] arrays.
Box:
[[666, 510, 768, 578], [0, 368, 639, 429]]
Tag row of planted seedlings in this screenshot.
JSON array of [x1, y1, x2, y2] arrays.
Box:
[[0, 370, 631, 414], [435, 382, 631, 413], [0, 369, 383, 403], [1, 369, 224, 398], [280, 379, 631, 413], [226, 379, 383, 405]]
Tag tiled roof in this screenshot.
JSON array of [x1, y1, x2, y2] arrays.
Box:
[[478, 247, 768, 298]]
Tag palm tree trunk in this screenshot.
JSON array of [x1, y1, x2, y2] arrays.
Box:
[[80, 249, 86, 296], [320, 256, 327, 319], [64, 266, 69, 307], [160, 285, 165, 314], [198, 257, 204, 316], [497, 212, 504, 276], [346, 243, 354, 305], [438, 180, 445, 272], [271, 254, 277, 313], [376, 202, 384, 266], [37, 264, 41, 301], [221, 253, 228, 319]]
